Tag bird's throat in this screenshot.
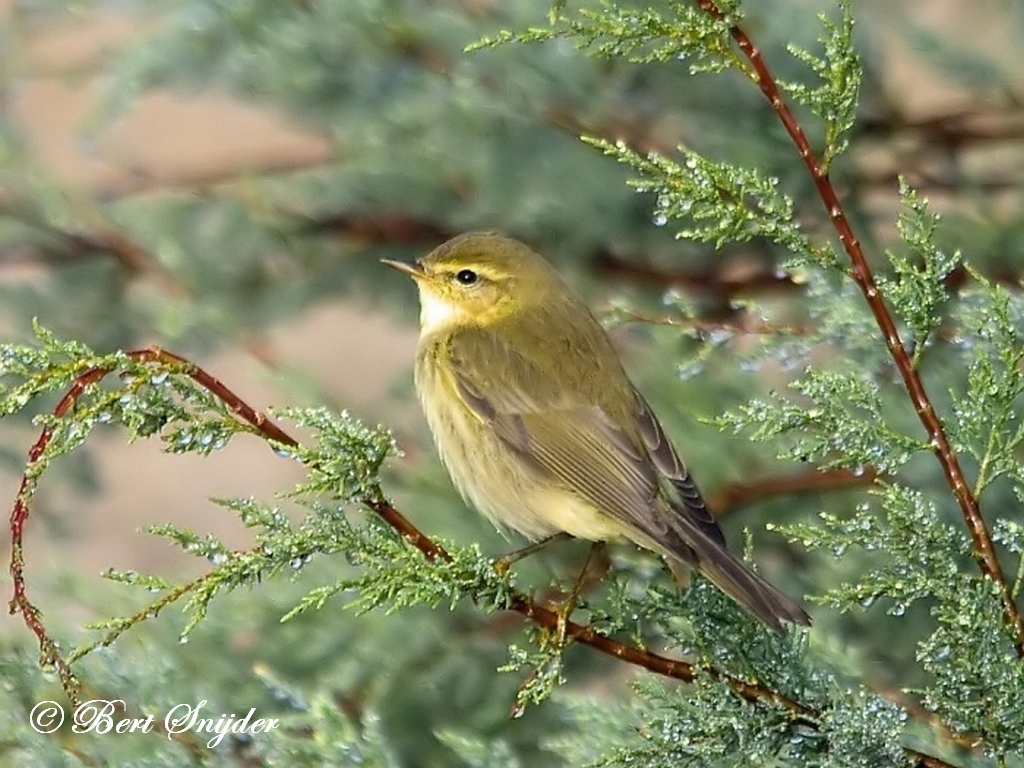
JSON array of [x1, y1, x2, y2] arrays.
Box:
[[417, 289, 464, 334]]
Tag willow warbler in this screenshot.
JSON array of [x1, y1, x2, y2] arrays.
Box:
[[383, 232, 809, 633]]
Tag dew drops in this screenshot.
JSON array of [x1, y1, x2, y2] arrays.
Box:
[[676, 359, 703, 381]]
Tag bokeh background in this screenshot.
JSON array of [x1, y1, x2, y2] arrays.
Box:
[[1, 1, 1023, 765]]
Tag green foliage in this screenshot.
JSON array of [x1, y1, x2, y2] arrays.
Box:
[[778, 0, 861, 171], [947, 276, 1024, 495], [586, 136, 816, 256], [472, 0, 741, 75], [3, 1, 1024, 767], [879, 180, 961, 364], [723, 366, 925, 474]]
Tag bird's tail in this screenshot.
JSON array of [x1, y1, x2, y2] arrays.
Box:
[[663, 527, 810, 634]]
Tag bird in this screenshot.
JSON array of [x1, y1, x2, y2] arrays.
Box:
[[382, 231, 810, 633]]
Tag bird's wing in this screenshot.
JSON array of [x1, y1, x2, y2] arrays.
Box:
[[633, 395, 726, 547], [448, 327, 673, 542]]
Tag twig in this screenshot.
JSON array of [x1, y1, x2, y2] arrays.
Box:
[[694, 0, 1024, 657], [607, 306, 812, 337], [709, 467, 878, 516], [595, 248, 800, 295]]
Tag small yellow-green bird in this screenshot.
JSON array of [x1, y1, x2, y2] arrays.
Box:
[[383, 232, 809, 633]]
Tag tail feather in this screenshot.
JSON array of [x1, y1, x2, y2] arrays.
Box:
[[667, 544, 810, 634], [659, 516, 810, 633]]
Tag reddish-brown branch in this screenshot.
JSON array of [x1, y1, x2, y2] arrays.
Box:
[[360, 500, 816, 723], [8, 365, 111, 701], [694, 0, 1024, 657], [595, 249, 800, 295], [7, 348, 293, 705], [710, 467, 879, 516]]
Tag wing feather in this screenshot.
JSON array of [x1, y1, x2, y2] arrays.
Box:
[[449, 328, 664, 537], [635, 396, 725, 547]]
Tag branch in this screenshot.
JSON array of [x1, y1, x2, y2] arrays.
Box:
[[709, 467, 878, 517], [7, 350, 958, 767], [694, 0, 1024, 657], [594, 247, 800, 296], [606, 306, 813, 338]]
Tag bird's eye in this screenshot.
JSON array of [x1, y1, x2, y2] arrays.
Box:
[[455, 269, 478, 286]]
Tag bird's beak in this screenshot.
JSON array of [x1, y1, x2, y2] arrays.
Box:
[[381, 259, 426, 281]]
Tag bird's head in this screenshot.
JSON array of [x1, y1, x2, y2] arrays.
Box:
[[382, 232, 563, 334]]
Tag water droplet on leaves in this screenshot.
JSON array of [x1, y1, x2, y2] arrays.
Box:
[[676, 360, 703, 381]]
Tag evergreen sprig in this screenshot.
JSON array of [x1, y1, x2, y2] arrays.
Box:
[[584, 137, 816, 257], [778, 0, 860, 172], [471, 1, 741, 76]]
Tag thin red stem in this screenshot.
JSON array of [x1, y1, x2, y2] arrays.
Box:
[[695, 0, 1024, 656]]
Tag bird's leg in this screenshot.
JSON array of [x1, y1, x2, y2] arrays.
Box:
[[554, 541, 605, 645], [493, 532, 571, 577]]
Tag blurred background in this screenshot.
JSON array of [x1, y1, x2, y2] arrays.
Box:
[[1, 1, 1023, 765]]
